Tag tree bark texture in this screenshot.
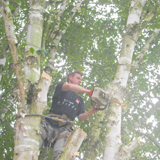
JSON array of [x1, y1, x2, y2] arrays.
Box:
[[14, 116, 41, 160], [59, 128, 87, 160], [24, 0, 46, 83], [104, 1, 147, 159], [13, 71, 52, 160], [84, 111, 106, 159]]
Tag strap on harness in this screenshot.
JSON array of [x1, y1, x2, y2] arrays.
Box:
[[16, 114, 73, 124]]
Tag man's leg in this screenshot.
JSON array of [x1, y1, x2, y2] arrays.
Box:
[[52, 128, 71, 160], [39, 121, 48, 149]]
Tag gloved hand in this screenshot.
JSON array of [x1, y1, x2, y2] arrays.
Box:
[[88, 89, 94, 97], [90, 102, 100, 113]]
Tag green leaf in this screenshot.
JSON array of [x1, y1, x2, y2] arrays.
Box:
[[36, 50, 42, 55], [36, 48, 43, 55], [30, 47, 34, 54], [44, 49, 49, 56]]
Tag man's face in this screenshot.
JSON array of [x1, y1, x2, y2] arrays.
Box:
[[69, 73, 82, 85]]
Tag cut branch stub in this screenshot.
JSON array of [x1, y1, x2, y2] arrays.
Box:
[[59, 128, 87, 160]]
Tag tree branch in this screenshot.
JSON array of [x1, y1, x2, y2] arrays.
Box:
[[44, 0, 69, 46], [132, 28, 160, 69], [143, 133, 160, 149], [140, 2, 160, 29], [118, 137, 141, 160], [135, 130, 160, 150], [0, 1, 26, 106], [59, 128, 87, 160], [45, 0, 83, 74]]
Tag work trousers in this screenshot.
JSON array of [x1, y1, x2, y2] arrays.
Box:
[[40, 118, 72, 160]]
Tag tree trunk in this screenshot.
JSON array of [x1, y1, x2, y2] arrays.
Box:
[[24, 0, 46, 83], [13, 71, 52, 160], [14, 116, 41, 160], [11, 1, 47, 159], [84, 111, 106, 159], [103, 0, 147, 159]]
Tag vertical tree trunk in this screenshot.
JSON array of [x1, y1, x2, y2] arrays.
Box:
[[13, 71, 52, 160], [13, 1, 47, 159], [24, 0, 45, 83], [103, 1, 147, 159]]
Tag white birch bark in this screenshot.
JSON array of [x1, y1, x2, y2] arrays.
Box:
[[0, 1, 51, 159], [118, 137, 141, 159], [59, 128, 87, 160], [24, 0, 45, 83], [30, 71, 52, 114], [0, 57, 6, 81], [13, 72, 52, 160], [103, 1, 147, 159], [11, 2, 51, 156]]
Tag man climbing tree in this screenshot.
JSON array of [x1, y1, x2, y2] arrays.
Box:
[[40, 71, 99, 159], [1, 0, 160, 160]]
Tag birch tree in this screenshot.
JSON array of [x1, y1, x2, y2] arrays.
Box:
[[81, 0, 160, 159], [103, 1, 160, 159], [1, 0, 160, 160], [0, 0, 84, 159]]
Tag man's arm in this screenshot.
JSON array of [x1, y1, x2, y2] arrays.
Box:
[[61, 83, 97, 121], [78, 103, 99, 122], [61, 83, 90, 94]]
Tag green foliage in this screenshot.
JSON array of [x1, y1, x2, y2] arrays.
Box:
[[0, 110, 15, 160], [0, 55, 16, 160], [36, 48, 49, 56], [1, 0, 160, 159]]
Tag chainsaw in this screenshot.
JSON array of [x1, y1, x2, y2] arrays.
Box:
[[89, 87, 124, 110], [89, 87, 110, 110]]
